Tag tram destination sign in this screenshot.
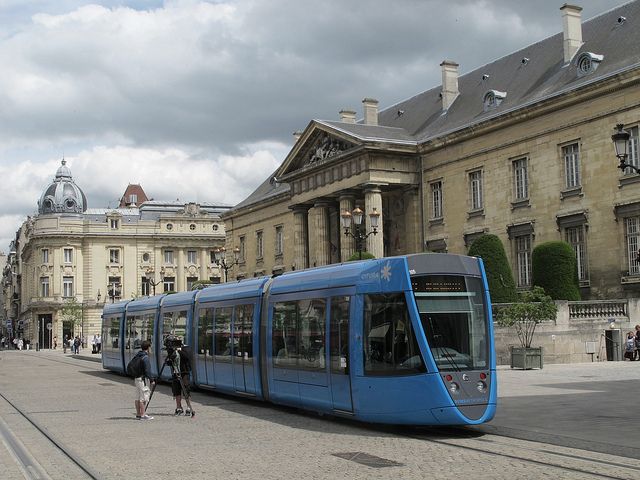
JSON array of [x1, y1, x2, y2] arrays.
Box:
[[412, 275, 467, 293]]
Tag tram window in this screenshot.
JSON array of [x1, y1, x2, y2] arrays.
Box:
[[235, 304, 254, 359], [415, 275, 488, 371], [330, 296, 350, 374], [363, 293, 425, 376], [198, 307, 214, 356], [125, 316, 134, 350], [104, 316, 119, 351], [162, 309, 188, 352], [214, 306, 233, 360], [272, 301, 298, 368], [298, 299, 326, 370]]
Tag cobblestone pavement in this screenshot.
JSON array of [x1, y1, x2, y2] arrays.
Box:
[[1, 349, 639, 480]]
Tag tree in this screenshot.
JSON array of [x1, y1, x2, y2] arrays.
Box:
[[496, 286, 557, 348], [60, 297, 82, 334], [191, 280, 215, 290], [347, 251, 375, 261], [468, 234, 518, 302], [532, 241, 581, 300]]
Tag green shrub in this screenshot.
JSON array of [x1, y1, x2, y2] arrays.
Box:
[[347, 251, 376, 261], [468, 234, 518, 302], [531, 241, 581, 300]]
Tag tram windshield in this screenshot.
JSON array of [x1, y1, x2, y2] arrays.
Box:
[[412, 275, 488, 371]]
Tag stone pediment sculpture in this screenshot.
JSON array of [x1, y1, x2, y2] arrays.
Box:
[[303, 133, 354, 168]]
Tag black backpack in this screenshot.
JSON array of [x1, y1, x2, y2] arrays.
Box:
[[126, 354, 145, 378]]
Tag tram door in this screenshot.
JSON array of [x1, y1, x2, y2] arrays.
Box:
[[195, 306, 214, 387], [329, 296, 353, 412], [232, 304, 255, 394]]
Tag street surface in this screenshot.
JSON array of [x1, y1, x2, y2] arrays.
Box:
[[1, 349, 639, 479]]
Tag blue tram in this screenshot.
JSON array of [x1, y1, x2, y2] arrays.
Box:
[[102, 253, 496, 425]]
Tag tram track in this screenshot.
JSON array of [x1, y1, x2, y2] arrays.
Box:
[[0, 390, 102, 480], [5, 352, 640, 479]]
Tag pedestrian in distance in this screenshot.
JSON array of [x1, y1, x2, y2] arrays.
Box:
[[634, 325, 640, 361], [53, 335, 57, 350], [91, 335, 97, 354], [96, 334, 101, 353], [17, 338, 23, 350], [625, 331, 636, 361], [131, 340, 155, 420]]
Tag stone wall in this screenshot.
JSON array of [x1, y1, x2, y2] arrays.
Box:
[[494, 299, 640, 365]]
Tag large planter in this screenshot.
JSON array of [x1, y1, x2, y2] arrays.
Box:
[[510, 346, 543, 370]]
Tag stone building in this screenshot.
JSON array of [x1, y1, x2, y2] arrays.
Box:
[[2, 161, 230, 348], [224, 2, 640, 300]]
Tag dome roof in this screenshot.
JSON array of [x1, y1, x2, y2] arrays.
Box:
[[38, 160, 87, 215]]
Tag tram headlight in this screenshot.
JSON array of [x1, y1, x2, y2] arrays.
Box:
[[449, 382, 459, 394], [476, 381, 487, 392]]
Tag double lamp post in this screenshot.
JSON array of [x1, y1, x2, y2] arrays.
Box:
[[340, 207, 380, 260]]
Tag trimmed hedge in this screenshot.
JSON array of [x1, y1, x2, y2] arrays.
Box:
[[468, 234, 518, 302], [532, 241, 581, 300]]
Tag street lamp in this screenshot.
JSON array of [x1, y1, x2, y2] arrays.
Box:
[[340, 207, 381, 260], [612, 124, 640, 264], [612, 123, 636, 173], [213, 246, 240, 282], [144, 267, 165, 296]]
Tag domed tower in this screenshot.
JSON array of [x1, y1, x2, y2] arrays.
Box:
[[38, 160, 88, 215]]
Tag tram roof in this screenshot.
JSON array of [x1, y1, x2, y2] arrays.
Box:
[[269, 256, 411, 294], [102, 299, 131, 316], [125, 294, 164, 313], [196, 277, 271, 304], [160, 290, 198, 309]]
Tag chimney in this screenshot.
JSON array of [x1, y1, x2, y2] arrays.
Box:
[[362, 98, 379, 126], [560, 4, 583, 63], [440, 60, 459, 111], [339, 109, 357, 124]]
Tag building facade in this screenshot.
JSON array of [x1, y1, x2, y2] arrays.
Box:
[[2, 161, 230, 348], [224, 2, 640, 300]]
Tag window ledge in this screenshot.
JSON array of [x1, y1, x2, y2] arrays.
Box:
[[621, 275, 640, 285], [619, 174, 640, 188], [511, 199, 530, 210], [429, 217, 444, 226], [467, 209, 485, 219], [560, 186, 583, 200]]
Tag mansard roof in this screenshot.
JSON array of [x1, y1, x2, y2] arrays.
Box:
[[355, 1, 640, 143], [231, 1, 640, 211]]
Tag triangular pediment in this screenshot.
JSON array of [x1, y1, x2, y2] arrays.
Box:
[[277, 123, 360, 179]]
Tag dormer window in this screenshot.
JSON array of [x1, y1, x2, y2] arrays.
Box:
[[483, 90, 507, 112], [576, 52, 603, 77]]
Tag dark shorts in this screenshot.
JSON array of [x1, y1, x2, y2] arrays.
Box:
[[171, 375, 190, 396]]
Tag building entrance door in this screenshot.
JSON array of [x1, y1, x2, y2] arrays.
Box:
[[38, 314, 53, 349]]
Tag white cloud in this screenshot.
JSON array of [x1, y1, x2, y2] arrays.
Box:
[[0, 0, 618, 253]]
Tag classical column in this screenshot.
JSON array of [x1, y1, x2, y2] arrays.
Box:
[[200, 249, 208, 280], [292, 205, 309, 270], [314, 200, 331, 266], [339, 193, 356, 261], [176, 248, 184, 291], [365, 186, 384, 259]]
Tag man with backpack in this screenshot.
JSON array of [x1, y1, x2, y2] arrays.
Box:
[[128, 340, 155, 420]]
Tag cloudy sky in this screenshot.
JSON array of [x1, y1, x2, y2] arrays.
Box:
[[0, 0, 619, 252]]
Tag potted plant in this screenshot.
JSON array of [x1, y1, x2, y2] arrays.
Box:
[[496, 286, 557, 369]]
